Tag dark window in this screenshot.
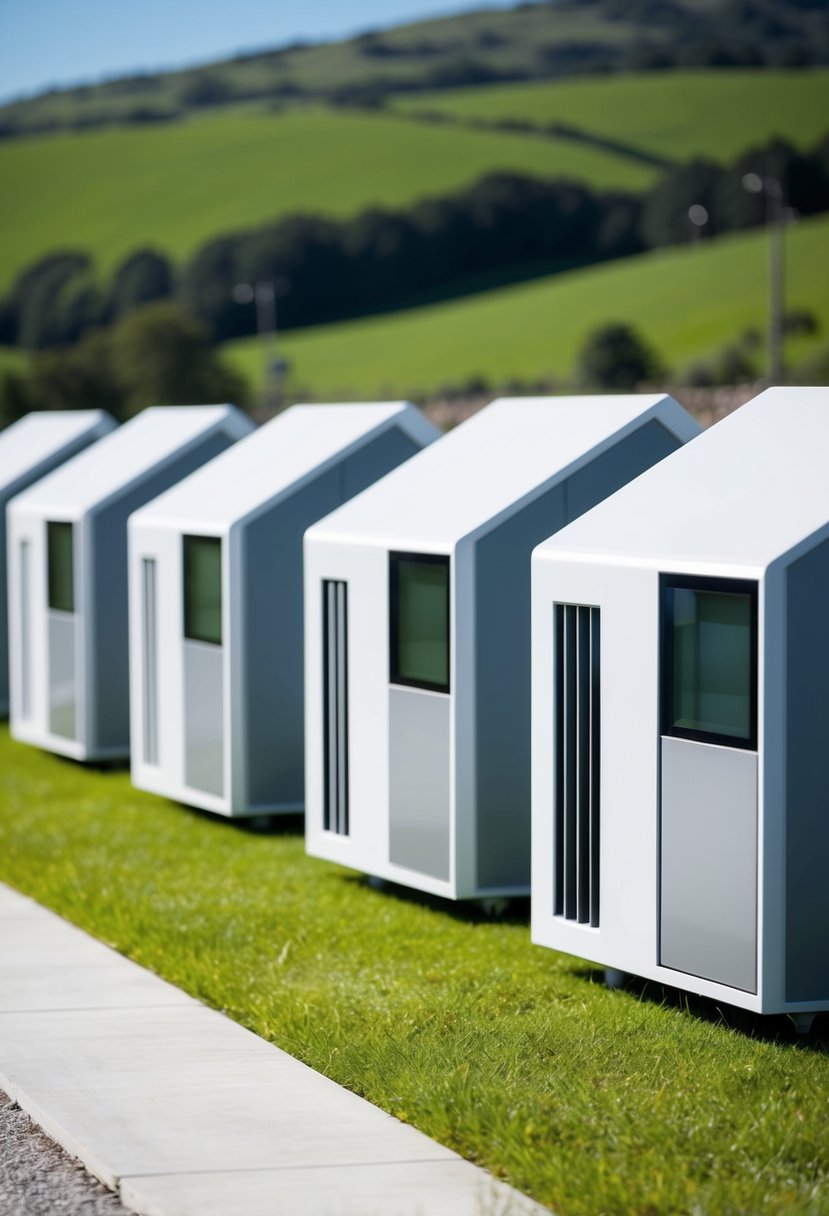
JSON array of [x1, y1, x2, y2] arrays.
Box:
[[47, 521, 74, 613], [661, 575, 757, 750], [183, 536, 222, 645], [389, 552, 450, 693]]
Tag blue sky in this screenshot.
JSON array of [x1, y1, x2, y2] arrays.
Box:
[[0, 0, 517, 104]]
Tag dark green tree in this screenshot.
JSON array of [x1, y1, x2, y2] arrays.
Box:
[[107, 249, 173, 321], [576, 322, 665, 390]]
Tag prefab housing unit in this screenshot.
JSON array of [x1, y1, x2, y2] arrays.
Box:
[[8, 405, 252, 760], [128, 402, 439, 817], [531, 387, 829, 1022], [305, 395, 700, 901], [0, 410, 116, 714]]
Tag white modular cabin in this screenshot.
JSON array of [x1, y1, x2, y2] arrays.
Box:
[[8, 405, 252, 760], [0, 410, 116, 713], [531, 387, 829, 1024], [305, 395, 700, 902], [128, 402, 439, 817]]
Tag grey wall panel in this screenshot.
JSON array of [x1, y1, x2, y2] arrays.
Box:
[[660, 737, 757, 993], [474, 485, 566, 891], [0, 519, 7, 713], [341, 428, 419, 500], [389, 686, 450, 881], [785, 537, 829, 1002], [242, 467, 342, 808], [564, 421, 681, 523], [89, 431, 232, 753], [48, 613, 76, 739], [1, 429, 104, 714], [184, 639, 224, 796]]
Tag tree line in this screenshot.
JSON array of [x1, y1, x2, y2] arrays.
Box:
[[1, 134, 828, 356]]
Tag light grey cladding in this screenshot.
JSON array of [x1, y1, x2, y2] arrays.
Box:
[[341, 426, 420, 499], [88, 431, 233, 753], [48, 613, 76, 740], [660, 737, 757, 993], [242, 468, 341, 809], [243, 426, 420, 811], [0, 518, 7, 713], [564, 420, 682, 522], [785, 536, 829, 1002], [184, 640, 224, 797], [389, 687, 450, 881], [474, 485, 566, 890]]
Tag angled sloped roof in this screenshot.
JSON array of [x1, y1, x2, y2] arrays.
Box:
[[0, 411, 115, 499], [130, 402, 438, 533], [8, 406, 250, 519], [307, 394, 698, 549], [534, 387, 829, 571]]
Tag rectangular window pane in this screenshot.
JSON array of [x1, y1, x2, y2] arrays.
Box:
[[390, 553, 449, 693], [47, 521, 74, 613], [183, 536, 222, 646], [663, 579, 756, 747]]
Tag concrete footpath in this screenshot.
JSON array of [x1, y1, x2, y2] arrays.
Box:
[[0, 883, 548, 1216]]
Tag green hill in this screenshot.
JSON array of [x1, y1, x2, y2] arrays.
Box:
[[0, 103, 656, 296], [3, 0, 826, 137], [223, 212, 829, 397], [394, 68, 829, 165]]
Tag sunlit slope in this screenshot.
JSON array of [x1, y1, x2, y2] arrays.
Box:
[[394, 69, 829, 165], [224, 213, 829, 397], [0, 104, 655, 295]]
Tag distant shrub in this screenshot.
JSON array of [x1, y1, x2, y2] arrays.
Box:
[[576, 322, 666, 389]]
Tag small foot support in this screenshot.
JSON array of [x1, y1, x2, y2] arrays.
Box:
[[479, 897, 511, 918], [605, 968, 628, 990], [792, 1013, 816, 1038]]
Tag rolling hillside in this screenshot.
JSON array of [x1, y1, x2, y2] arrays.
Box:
[[3, 0, 826, 136], [0, 103, 656, 295], [223, 213, 829, 398], [393, 68, 829, 165]]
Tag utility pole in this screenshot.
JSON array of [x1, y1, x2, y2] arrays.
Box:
[[743, 172, 786, 385], [232, 278, 290, 412]]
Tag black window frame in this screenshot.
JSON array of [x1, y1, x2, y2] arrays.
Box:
[[47, 520, 75, 614], [389, 551, 450, 695], [660, 572, 758, 752], [182, 534, 223, 647]]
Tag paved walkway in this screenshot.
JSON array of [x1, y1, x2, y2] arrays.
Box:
[[0, 883, 548, 1216]]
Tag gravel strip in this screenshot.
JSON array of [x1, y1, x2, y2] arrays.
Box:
[[0, 1089, 128, 1215]]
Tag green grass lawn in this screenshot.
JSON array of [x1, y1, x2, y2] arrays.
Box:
[[224, 212, 829, 400], [0, 726, 827, 1215], [394, 69, 829, 166], [0, 103, 654, 296]]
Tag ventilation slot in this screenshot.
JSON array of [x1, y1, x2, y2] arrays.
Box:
[[323, 580, 349, 835], [142, 558, 159, 766], [554, 603, 600, 926], [19, 541, 31, 719]]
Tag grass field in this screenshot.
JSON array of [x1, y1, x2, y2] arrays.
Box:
[[0, 726, 827, 1215], [224, 212, 829, 400], [0, 103, 655, 296], [394, 68, 829, 166]]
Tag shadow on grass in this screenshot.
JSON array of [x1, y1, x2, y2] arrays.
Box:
[[340, 870, 531, 927], [573, 965, 829, 1051], [173, 802, 307, 838]]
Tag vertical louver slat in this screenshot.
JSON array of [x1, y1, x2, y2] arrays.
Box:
[[553, 605, 565, 916], [589, 607, 601, 927], [20, 541, 31, 720], [323, 580, 349, 835], [142, 558, 158, 766], [553, 602, 600, 926]]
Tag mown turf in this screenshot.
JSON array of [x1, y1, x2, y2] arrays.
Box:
[[0, 726, 827, 1215], [0, 103, 654, 296], [224, 211, 829, 400], [394, 68, 829, 166]]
